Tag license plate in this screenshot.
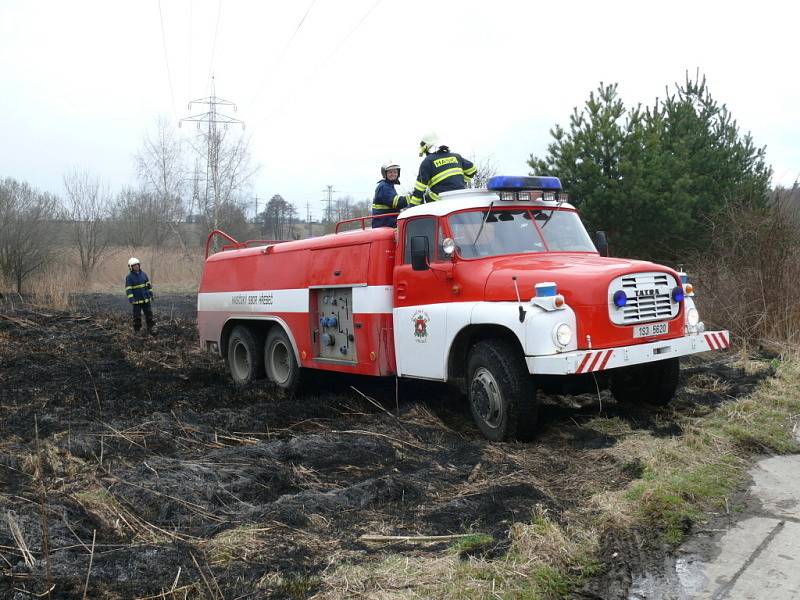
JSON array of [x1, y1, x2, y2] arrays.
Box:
[[633, 322, 669, 338]]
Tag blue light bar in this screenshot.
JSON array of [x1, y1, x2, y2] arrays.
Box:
[[487, 175, 562, 192]]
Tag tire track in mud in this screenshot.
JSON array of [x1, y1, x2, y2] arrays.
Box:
[[0, 300, 770, 598]]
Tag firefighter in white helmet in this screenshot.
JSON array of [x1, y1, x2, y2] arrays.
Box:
[[371, 161, 412, 228], [125, 257, 155, 334], [410, 133, 477, 205]]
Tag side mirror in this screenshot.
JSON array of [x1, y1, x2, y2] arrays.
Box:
[[410, 236, 430, 271], [594, 231, 609, 257]]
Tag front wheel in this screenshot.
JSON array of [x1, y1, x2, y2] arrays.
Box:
[[610, 357, 680, 406], [227, 325, 265, 386], [467, 339, 538, 441], [264, 328, 301, 394]]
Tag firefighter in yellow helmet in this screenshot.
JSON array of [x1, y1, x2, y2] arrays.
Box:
[[409, 133, 477, 205]]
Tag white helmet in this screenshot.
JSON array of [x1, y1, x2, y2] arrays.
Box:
[[128, 257, 140, 271], [419, 132, 440, 156], [381, 161, 401, 179]]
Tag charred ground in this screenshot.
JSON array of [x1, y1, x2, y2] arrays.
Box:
[[0, 298, 770, 598]]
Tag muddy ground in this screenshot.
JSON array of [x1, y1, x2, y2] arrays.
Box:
[[0, 296, 771, 598]]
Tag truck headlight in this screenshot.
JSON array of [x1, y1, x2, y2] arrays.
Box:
[[687, 307, 700, 327], [553, 323, 572, 347]]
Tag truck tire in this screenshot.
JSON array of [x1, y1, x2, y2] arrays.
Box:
[[264, 328, 301, 394], [227, 325, 265, 385], [610, 357, 680, 406], [467, 339, 538, 441]]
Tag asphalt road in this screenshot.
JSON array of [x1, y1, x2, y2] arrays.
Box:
[[630, 432, 800, 599]]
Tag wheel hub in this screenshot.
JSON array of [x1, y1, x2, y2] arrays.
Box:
[[471, 367, 503, 428], [232, 341, 250, 379], [271, 342, 290, 384]]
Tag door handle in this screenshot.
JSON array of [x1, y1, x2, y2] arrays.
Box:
[[396, 282, 407, 300]]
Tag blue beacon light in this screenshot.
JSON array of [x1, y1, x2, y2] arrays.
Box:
[[671, 287, 685, 303], [613, 290, 627, 307], [535, 282, 558, 297], [487, 175, 563, 192]]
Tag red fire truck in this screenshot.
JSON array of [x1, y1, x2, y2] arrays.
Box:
[[197, 176, 729, 441]]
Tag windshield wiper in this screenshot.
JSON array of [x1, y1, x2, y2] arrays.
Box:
[[540, 197, 564, 228], [473, 201, 495, 246]]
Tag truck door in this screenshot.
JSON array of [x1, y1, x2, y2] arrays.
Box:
[[393, 216, 453, 379]]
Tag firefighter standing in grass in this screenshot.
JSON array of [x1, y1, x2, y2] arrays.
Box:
[[125, 257, 155, 334], [371, 161, 412, 228], [409, 134, 477, 206]]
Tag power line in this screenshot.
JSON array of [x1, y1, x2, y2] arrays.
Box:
[[207, 0, 223, 85], [251, 0, 383, 131], [157, 0, 178, 121], [187, 0, 193, 100], [248, 0, 318, 110]]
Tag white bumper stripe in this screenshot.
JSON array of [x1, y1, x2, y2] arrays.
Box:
[[527, 330, 730, 375]]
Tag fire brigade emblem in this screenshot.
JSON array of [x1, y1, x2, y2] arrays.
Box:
[[412, 310, 430, 343]]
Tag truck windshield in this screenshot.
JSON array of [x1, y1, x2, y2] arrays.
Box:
[[447, 208, 596, 258]]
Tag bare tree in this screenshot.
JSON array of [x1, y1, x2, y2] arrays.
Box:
[[467, 154, 499, 189], [136, 118, 186, 250], [188, 127, 259, 235], [63, 170, 112, 274], [0, 178, 61, 293], [111, 186, 150, 248]]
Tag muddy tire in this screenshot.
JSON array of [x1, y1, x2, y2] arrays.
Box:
[[264, 328, 301, 394], [467, 339, 538, 441], [610, 357, 680, 406], [227, 325, 265, 385]]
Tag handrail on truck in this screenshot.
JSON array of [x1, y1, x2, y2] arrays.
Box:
[[335, 213, 399, 234], [205, 229, 285, 259]]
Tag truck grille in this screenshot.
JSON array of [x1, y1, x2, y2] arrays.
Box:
[[608, 271, 678, 325]]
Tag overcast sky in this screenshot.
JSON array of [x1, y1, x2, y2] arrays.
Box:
[[1, 0, 798, 220]]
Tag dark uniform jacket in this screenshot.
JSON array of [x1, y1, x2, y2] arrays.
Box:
[[371, 179, 411, 228], [125, 270, 153, 304], [410, 149, 477, 205]]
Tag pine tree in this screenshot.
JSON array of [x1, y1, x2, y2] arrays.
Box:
[[528, 74, 771, 262]]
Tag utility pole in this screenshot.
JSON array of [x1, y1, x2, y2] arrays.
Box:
[[180, 76, 244, 230], [321, 184, 337, 223], [252, 195, 260, 224], [306, 201, 312, 238]]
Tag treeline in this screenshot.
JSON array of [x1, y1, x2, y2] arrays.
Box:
[[531, 73, 799, 345], [0, 117, 374, 293]]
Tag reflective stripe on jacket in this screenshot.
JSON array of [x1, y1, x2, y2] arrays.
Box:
[[371, 179, 410, 228], [125, 271, 153, 304], [410, 150, 477, 205]]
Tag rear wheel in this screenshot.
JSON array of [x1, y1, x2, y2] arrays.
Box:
[[227, 325, 264, 385], [264, 328, 301, 394], [467, 339, 538, 441], [610, 357, 680, 406]]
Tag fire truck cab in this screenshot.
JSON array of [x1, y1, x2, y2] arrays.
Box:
[[198, 176, 730, 441]]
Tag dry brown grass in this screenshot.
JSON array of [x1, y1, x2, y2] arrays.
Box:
[[18, 245, 203, 310]]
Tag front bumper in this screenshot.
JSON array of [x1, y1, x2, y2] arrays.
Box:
[[526, 330, 730, 375]]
